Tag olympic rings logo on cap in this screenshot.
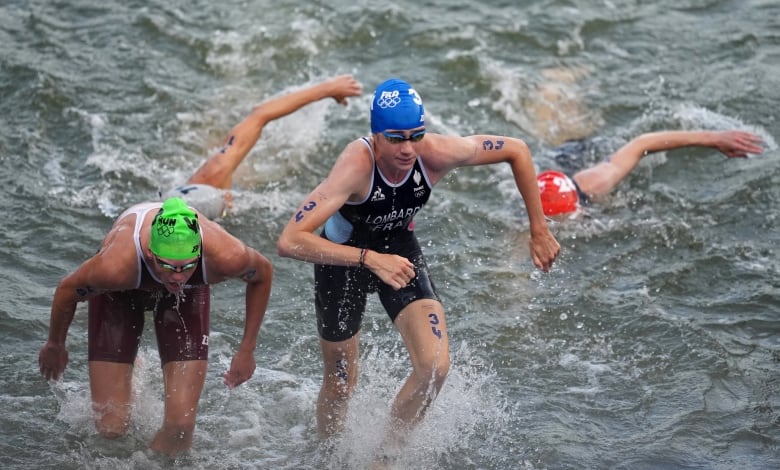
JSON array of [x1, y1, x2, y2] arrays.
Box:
[[377, 90, 402, 109], [370, 79, 425, 134], [154, 215, 177, 238], [157, 224, 175, 237]]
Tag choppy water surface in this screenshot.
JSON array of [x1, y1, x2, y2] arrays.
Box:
[[1, 0, 779, 468]]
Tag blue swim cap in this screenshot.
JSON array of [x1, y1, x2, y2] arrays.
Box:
[[370, 78, 425, 133]]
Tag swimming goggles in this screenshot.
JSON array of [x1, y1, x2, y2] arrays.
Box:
[[382, 129, 426, 144], [154, 256, 200, 273]]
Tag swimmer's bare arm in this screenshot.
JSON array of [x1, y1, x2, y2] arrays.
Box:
[[277, 141, 416, 290], [39, 235, 139, 381], [573, 130, 765, 196], [187, 75, 363, 188], [202, 223, 273, 389], [222, 74, 363, 162], [423, 134, 560, 272]]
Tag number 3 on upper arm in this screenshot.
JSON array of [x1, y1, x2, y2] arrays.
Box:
[[482, 139, 504, 150], [295, 201, 317, 222]]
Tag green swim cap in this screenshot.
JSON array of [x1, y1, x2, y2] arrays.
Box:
[[149, 197, 202, 260]]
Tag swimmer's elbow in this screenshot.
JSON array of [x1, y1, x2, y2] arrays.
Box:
[[276, 236, 295, 259], [254, 253, 274, 279], [277, 228, 314, 260]]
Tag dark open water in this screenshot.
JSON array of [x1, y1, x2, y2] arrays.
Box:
[[1, 0, 779, 468]]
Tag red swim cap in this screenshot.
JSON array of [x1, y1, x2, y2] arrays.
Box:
[[537, 170, 579, 216]]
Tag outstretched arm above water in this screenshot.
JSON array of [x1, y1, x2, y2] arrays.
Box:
[[572, 130, 764, 196], [187, 74, 363, 189]]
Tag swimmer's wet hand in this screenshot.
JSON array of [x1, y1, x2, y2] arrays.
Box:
[[717, 130, 764, 158], [529, 228, 560, 272], [324, 74, 363, 106], [223, 348, 256, 389], [38, 341, 69, 381]]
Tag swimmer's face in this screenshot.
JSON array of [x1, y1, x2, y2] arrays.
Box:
[[375, 126, 426, 171], [153, 255, 200, 293]]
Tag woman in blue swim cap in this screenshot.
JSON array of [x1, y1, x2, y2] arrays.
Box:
[[277, 77, 561, 460]]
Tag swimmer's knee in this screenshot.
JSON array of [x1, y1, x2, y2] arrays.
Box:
[[415, 354, 450, 392], [430, 360, 450, 389], [436, 357, 451, 380], [323, 357, 358, 397]]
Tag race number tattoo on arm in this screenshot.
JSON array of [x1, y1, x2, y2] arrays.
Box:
[[295, 201, 317, 222], [75, 286, 95, 297], [482, 139, 505, 151], [219, 135, 236, 154]]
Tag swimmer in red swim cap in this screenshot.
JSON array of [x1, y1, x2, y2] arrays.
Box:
[[537, 130, 764, 216]]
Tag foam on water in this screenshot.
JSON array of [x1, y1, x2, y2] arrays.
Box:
[[313, 339, 511, 469], [64, 75, 351, 221], [41, 330, 515, 468]]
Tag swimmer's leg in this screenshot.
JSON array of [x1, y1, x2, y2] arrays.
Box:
[[149, 359, 208, 455], [387, 299, 450, 446], [89, 361, 134, 439], [87, 292, 143, 439], [317, 335, 360, 438]]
